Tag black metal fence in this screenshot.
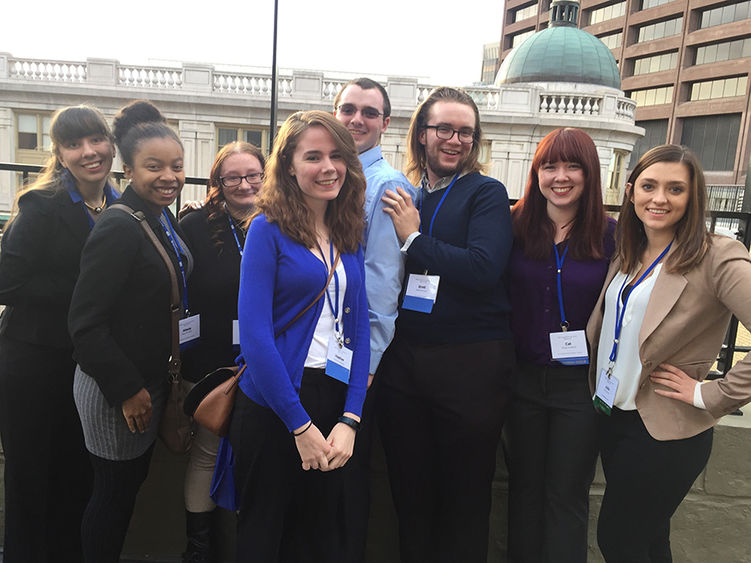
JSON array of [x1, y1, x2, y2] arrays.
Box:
[[1, 161, 749, 395]]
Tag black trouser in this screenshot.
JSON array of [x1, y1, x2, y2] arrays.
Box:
[[597, 408, 713, 563], [342, 374, 379, 563], [0, 336, 92, 563], [81, 444, 154, 563], [377, 336, 515, 563], [505, 362, 599, 563], [230, 368, 350, 563]]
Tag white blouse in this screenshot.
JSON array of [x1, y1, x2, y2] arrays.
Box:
[[305, 259, 347, 369], [596, 264, 662, 410]]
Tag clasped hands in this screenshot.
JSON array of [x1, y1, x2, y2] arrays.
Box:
[[293, 412, 361, 472]]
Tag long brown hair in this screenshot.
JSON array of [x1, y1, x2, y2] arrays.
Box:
[[512, 128, 607, 260], [617, 144, 710, 274], [404, 87, 485, 185], [206, 142, 266, 250], [8, 105, 114, 226], [250, 111, 365, 253]]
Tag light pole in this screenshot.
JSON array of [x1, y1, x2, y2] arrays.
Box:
[[269, 0, 279, 151]]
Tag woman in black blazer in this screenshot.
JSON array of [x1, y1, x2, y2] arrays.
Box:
[[178, 141, 265, 561], [68, 100, 189, 563], [0, 105, 118, 563]]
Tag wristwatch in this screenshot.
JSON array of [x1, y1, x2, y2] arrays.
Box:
[[337, 415, 361, 431]]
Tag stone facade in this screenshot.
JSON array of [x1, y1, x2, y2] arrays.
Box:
[[0, 52, 642, 216]]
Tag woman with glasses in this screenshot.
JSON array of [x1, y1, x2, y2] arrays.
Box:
[[178, 141, 265, 563], [0, 104, 118, 562], [506, 128, 615, 562]]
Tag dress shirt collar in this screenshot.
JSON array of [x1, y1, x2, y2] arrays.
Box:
[[421, 170, 468, 193]]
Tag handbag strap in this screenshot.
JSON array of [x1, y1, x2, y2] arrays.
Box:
[[110, 204, 182, 380], [276, 250, 340, 338]]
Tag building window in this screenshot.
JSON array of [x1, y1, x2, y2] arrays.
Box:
[[631, 119, 669, 164], [632, 52, 679, 75], [17, 114, 51, 151], [598, 31, 623, 49], [513, 3, 539, 22], [689, 76, 748, 101], [511, 29, 536, 49], [642, 0, 672, 8], [695, 37, 751, 65], [681, 114, 741, 170], [637, 16, 683, 42], [607, 150, 628, 194], [217, 126, 269, 153], [700, 1, 751, 29], [588, 1, 626, 25], [629, 85, 674, 106]]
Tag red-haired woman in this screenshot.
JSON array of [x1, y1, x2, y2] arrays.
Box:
[[178, 141, 265, 562], [506, 128, 615, 562], [588, 145, 751, 561]]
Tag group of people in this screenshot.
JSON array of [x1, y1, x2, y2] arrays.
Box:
[[0, 77, 749, 563]]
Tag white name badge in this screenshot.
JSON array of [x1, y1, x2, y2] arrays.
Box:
[[549, 329, 589, 365], [594, 369, 619, 416], [402, 274, 440, 313], [232, 320, 240, 346], [325, 337, 353, 384], [179, 314, 200, 345]]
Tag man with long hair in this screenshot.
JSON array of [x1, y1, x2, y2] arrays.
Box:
[[379, 87, 515, 562]]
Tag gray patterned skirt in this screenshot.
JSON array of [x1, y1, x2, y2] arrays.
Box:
[[73, 365, 167, 461]]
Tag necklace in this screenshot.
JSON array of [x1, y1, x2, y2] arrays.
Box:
[[83, 194, 107, 214]]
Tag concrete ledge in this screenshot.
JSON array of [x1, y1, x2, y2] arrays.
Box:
[[1, 406, 749, 561]]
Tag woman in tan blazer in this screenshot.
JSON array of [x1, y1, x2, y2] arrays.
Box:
[[586, 144, 751, 562]]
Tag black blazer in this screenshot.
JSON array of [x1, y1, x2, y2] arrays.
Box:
[[69, 186, 186, 407], [0, 183, 99, 349], [179, 206, 244, 382]]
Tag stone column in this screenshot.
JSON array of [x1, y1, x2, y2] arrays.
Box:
[[179, 120, 215, 203], [0, 108, 14, 214]]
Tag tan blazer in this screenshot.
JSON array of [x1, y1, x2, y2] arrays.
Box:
[[586, 235, 751, 440]]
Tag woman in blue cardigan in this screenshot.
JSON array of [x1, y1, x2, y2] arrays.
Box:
[[229, 110, 369, 562]]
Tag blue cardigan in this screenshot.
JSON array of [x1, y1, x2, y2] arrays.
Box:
[[237, 214, 369, 431]]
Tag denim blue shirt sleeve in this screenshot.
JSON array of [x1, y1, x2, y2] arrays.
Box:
[[360, 145, 416, 373]]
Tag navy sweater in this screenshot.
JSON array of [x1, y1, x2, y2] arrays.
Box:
[[397, 172, 513, 345]]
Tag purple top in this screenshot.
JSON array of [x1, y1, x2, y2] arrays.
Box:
[[510, 217, 616, 365]]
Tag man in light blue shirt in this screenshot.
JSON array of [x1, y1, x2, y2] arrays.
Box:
[[334, 77, 414, 562]]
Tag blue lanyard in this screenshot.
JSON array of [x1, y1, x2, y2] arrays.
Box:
[[225, 205, 244, 257], [608, 240, 673, 364], [418, 173, 460, 237], [553, 243, 570, 331], [317, 241, 340, 335], [160, 210, 189, 314]]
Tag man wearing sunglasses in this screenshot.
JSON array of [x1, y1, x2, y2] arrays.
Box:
[[333, 78, 416, 563], [379, 87, 514, 563]]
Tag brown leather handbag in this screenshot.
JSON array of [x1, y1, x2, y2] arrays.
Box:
[[185, 251, 341, 437]]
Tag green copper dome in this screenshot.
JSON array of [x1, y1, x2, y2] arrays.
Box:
[[496, 0, 621, 89]]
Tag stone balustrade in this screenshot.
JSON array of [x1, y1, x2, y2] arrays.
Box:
[[0, 54, 636, 120]]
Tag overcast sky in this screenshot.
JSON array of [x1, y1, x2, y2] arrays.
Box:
[[3, 1, 504, 86]]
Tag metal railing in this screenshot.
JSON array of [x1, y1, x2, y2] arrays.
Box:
[[0, 162, 207, 213], [1, 162, 749, 399]]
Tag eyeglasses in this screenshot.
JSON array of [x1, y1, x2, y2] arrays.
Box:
[[220, 173, 264, 188], [336, 104, 384, 120], [424, 124, 475, 144]]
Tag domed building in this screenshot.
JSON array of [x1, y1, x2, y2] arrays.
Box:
[[497, 0, 620, 89], [483, 0, 643, 203]]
